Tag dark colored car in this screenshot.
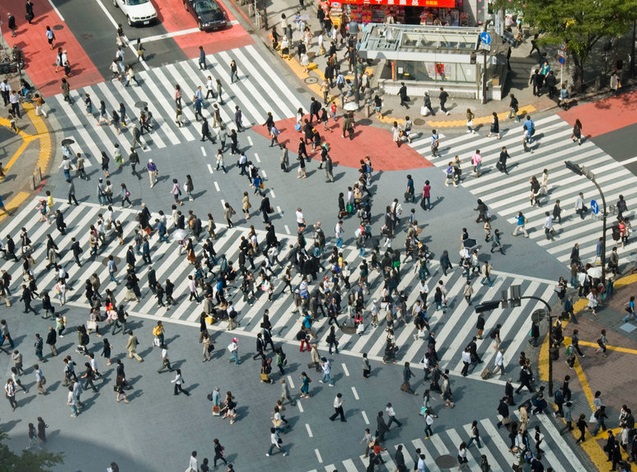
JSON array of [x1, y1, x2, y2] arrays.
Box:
[[183, 0, 228, 31]]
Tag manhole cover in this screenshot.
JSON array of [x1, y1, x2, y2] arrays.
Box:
[[341, 326, 356, 335], [435, 454, 457, 468], [414, 118, 426, 126], [305, 77, 318, 84], [53, 24, 64, 30]]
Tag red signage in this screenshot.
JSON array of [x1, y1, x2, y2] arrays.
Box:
[[334, 0, 456, 7]]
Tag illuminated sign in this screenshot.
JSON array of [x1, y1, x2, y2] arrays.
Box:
[[336, 0, 456, 7]]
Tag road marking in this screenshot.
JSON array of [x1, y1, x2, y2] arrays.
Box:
[[351, 386, 359, 400], [361, 410, 370, 425], [314, 449, 323, 463], [297, 400, 304, 413], [201, 147, 207, 157], [254, 153, 261, 163], [94, 0, 150, 71], [261, 170, 267, 179], [276, 205, 282, 214], [619, 156, 637, 167], [270, 189, 276, 198], [286, 375, 295, 389], [214, 181, 220, 192], [207, 164, 213, 174], [305, 423, 313, 438], [140, 21, 239, 43], [46, 0, 65, 20], [342, 363, 350, 376], [284, 225, 291, 234], [220, 199, 225, 208], [247, 136, 253, 146]]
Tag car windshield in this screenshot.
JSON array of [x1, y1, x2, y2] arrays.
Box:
[[194, 1, 222, 17], [128, 0, 150, 6]]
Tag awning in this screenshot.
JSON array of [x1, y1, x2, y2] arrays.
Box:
[[332, 0, 456, 8]]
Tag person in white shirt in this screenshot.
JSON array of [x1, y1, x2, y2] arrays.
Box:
[[417, 453, 426, 471], [188, 451, 198, 471], [295, 208, 306, 232], [267, 427, 288, 456], [543, 211, 555, 240], [205, 76, 215, 99], [171, 369, 189, 396], [574, 192, 586, 219], [493, 349, 505, 376], [385, 402, 402, 429]]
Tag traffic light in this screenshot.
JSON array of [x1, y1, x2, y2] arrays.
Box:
[[564, 161, 583, 176], [510, 285, 521, 307], [500, 290, 508, 309], [475, 300, 500, 313]]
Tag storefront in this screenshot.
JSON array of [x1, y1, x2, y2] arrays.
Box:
[[358, 24, 509, 100], [322, 0, 472, 29]]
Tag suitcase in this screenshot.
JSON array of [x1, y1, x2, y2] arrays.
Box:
[[481, 367, 492, 380]]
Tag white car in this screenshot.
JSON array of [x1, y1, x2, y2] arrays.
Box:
[[113, 0, 158, 26]]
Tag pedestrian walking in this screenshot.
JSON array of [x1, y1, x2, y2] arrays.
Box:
[[329, 393, 346, 421], [171, 368, 190, 395], [439, 87, 450, 115], [213, 438, 227, 467], [126, 331, 143, 362], [266, 427, 288, 456], [386, 402, 402, 429]]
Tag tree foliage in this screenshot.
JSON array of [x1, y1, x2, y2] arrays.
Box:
[[495, 0, 637, 89], [0, 432, 64, 472]]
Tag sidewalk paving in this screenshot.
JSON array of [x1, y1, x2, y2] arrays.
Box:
[[536, 273, 637, 470]]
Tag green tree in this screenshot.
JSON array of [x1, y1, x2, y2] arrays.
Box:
[[496, 0, 637, 90], [0, 432, 63, 472]]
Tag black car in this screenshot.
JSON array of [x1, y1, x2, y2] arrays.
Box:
[[183, 0, 228, 31]]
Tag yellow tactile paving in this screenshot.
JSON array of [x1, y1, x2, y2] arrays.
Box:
[[537, 274, 637, 470], [0, 102, 52, 222]]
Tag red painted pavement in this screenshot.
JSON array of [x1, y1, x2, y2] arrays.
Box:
[[559, 89, 637, 138], [0, 5, 103, 97], [252, 117, 434, 171], [155, 0, 253, 58]]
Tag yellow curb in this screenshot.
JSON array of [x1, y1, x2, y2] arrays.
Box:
[[425, 105, 536, 128], [613, 273, 637, 288], [577, 341, 637, 355], [0, 102, 53, 224], [537, 301, 609, 470]]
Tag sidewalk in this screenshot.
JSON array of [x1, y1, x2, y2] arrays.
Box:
[[228, 0, 566, 131], [536, 273, 637, 470], [0, 102, 53, 223]]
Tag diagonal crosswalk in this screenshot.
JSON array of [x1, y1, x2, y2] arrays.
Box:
[[309, 416, 587, 472], [46, 44, 305, 164], [409, 114, 636, 269], [4, 197, 554, 377]]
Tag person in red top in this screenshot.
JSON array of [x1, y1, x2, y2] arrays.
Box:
[[422, 180, 431, 211]]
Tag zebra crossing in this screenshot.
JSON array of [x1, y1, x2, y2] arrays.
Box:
[[47, 44, 305, 165], [409, 114, 636, 269], [3, 197, 554, 376], [309, 414, 587, 472]]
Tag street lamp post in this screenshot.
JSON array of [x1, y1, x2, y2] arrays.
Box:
[[520, 296, 555, 396], [476, 288, 556, 396], [565, 161, 607, 282]]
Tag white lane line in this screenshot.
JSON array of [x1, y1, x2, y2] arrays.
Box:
[[315, 449, 323, 463], [286, 375, 295, 389], [201, 147, 207, 157], [284, 225, 291, 234], [270, 189, 276, 198], [261, 170, 267, 179], [342, 363, 350, 377], [361, 410, 370, 425], [247, 136, 253, 146], [47, 0, 65, 20], [351, 386, 359, 400], [207, 164, 213, 174], [297, 401, 304, 413], [620, 155, 637, 167], [140, 21, 239, 43], [254, 153, 261, 163], [305, 424, 313, 438], [214, 181, 220, 192], [276, 205, 282, 214], [94, 0, 149, 71]]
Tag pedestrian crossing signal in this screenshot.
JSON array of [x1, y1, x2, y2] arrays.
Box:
[[475, 301, 500, 313]]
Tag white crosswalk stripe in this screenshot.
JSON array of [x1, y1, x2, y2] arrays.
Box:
[[46, 45, 303, 163], [316, 416, 588, 472], [408, 114, 637, 269], [5, 197, 556, 380]]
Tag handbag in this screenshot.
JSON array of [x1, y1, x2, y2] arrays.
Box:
[[87, 321, 98, 331]]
